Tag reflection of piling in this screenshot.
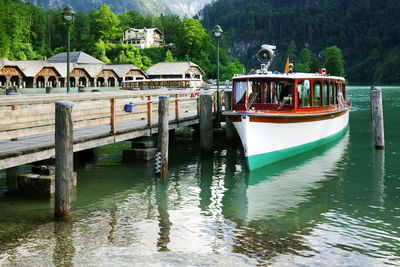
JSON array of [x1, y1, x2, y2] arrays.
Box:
[[156, 179, 171, 251], [157, 96, 169, 179], [200, 93, 213, 152], [372, 150, 385, 205], [53, 221, 75, 266], [54, 101, 74, 220], [224, 90, 236, 141], [370, 87, 385, 149]]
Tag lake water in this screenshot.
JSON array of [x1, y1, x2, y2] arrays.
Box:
[[0, 86, 399, 266]]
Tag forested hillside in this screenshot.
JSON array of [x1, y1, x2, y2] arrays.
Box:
[[200, 0, 400, 83], [21, 0, 212, 16], [0, 0, 243, 80]]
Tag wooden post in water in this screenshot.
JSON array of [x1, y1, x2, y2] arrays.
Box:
[[200, 93, 213, 152], [371, 87, 385, 149], [6, 166, 18, 192], [54, 101, 74, 220], [224, 90, 236, 141], [157, 96, 169, 179], [370, 86, 373, 120]]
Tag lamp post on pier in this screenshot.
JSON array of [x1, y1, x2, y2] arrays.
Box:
[[62, 5, 76, 93], [213, 25, 223, 122]]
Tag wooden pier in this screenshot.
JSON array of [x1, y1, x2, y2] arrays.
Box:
[[0, 89, 222, 170]]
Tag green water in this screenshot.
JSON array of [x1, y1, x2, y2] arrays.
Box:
[[0, 86, 399, 266]]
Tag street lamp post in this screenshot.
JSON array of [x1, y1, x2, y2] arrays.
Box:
[[62, 5, 76, 93], [213, 25, 223, 122]]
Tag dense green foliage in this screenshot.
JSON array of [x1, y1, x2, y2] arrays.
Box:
[[0, 1, 244, 80], [200, 0, 400, 83]]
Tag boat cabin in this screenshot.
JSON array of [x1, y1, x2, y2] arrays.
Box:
[[232, 73, 346, 112]]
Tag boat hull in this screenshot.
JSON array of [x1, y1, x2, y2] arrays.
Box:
[[231, 109, 350, 170]]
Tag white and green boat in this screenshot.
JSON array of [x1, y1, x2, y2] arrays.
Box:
[[224, 45, 351, 170]]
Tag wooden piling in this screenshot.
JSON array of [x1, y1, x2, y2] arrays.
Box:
[[54, 101, 74, 220], [110, 98, 116, 134], [157, 96, 169, 179], [175, 93, 179, 120], [6, 166, 18, 192], [371, 87, 385, 149], [147, 96, 152, 126], [11, 104, 18, 141], [224, 90, 235, 141], [200, 93, 213, 152]]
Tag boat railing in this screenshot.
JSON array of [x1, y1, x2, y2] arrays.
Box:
[[277, 95, 291, 111]]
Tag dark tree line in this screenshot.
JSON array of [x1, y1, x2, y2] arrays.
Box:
[[200, 0, 400, 83]]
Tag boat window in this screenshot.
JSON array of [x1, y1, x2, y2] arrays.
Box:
[[176, 81, 181, 87], [171, 81, 175, 87], [297, 80, 311, 107], [277, 82, 292, 105], [330, 82, 335, 104], [264, 82, 278, 104], [235, 81, 247, 104], [313, 81, 322, 106], [248, 81, 262, 104], [323, 81, 329, 106]]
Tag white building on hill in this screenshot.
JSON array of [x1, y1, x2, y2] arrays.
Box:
[[122, 28, 164, 49]]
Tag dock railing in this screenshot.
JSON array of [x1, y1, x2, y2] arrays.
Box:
[[0, 88, 223, 142]]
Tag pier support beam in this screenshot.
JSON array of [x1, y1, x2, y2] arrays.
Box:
[[157, 96, 169, 179], [200, 93, 213, 152], [371, 87, 385, 149], [6, 166, 18, 192], [223, 90, 236, 142], [54, 101, 74, 221]]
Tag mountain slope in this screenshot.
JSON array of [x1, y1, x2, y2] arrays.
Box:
[[22, 0, 212, 16]]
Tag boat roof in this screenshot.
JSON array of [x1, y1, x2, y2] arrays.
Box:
[[233, 72, 345, 82]]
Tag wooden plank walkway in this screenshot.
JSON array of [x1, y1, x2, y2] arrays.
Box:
[[0, 89, 220, 170]]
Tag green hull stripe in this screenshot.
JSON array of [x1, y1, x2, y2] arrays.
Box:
[[247, 126, 349, 171]]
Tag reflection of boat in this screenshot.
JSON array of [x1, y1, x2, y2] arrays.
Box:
[[224, 45, 351, 170], [245, 130, 349, 221]]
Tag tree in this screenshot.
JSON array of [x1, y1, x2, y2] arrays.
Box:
[[91, 4, 121, 42], [164, 50, 176, 62], [322, 46, 344, 76], [175, 18, 213, 60], [295, 48, 312, 72], [286, 40, 296, 63], [118, 9, 145, 29], [221, 58, 245, 80], [309, 57, 321, 73], [90, 39, 110, 64]]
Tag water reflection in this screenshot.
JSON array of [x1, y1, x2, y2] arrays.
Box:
[[198, 154, 213, 212], [53, 221, 75, 267], [246, 130, 349, 222], [372, 149, 385, 206], [156, 179, 172, 251], [227, 130, 350, 263]]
